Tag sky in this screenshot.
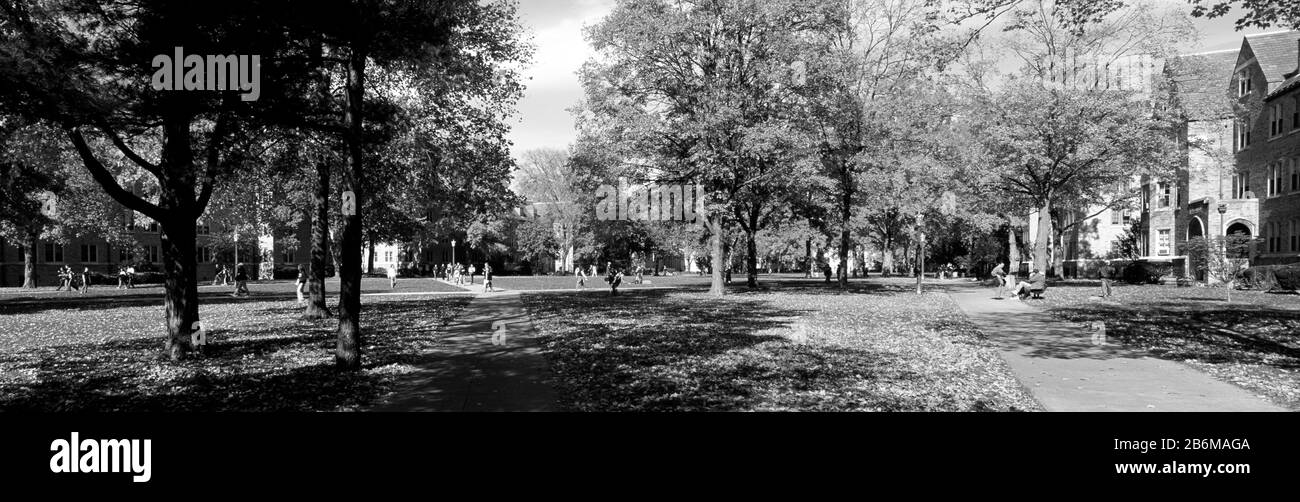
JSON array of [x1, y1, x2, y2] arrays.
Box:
[[505, 0, 1280, 162]]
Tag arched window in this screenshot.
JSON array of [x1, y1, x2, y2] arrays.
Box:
[[1292, 158, 1299, 191], [1293, 219, 1299, 252]]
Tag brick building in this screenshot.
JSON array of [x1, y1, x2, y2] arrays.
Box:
[[1228, 31, 1300, 266]]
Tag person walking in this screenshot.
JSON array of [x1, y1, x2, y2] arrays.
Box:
[[1098, 261, 1116, 298], [576, 265, 587, 289], [469, 263, 477, 286], [483, 262, 495, 292], [296, 264, 309, 304], [80, 267, 91, 294], [387, 264, 398, 289], [56, 265, 72, 292], [232, 264, 249, 297], [118, 265, 129, 290]]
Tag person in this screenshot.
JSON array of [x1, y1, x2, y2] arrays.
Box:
[[55, 265, 72, 292], [823, 263, 832, 283], [576, 265, 587, 289], [232, 264, 249, 297], [296, 264, 309, 303], [991, 262, 1007, 299], [469, 263, 477, 285], [386, 264, 398, 289], [1097, 261, 1116, 298], [484, 262, 495, 292], [1011, 268, 1046, 300], [635, 265, 644, 285], [212, 264, 225, 286], [118, 265, 130, 290], [606, 267, 623, 296], [80, 267, 91, 294]]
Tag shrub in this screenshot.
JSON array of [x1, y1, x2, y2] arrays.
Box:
[[1240, 265, 1300, 291], [1119, 261, 1170, 285]]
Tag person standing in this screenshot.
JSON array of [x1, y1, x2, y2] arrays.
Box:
[[125, 265, 136, 289], [469, 263, 477, 286], [607, 267, 623, 296], [1098, 261, 1116, 298], [483, 262, 495, 292], [118, 265, 129, 289], [80, 267, 91, 294], [386, 264, 398, 289], [296, 264, 309, 304], [576, 265, 587, 289]]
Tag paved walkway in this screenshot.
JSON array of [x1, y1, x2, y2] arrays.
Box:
[[945, 284, 1285, 412], [369, 290, 559, 412]]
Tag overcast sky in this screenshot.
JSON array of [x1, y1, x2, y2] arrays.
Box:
[[505, 0, 1277, 162]]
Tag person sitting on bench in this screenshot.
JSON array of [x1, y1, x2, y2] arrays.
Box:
[[1011, 269, 1047, 299]]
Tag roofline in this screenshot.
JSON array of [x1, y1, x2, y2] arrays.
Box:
[[1245, 30, 1300, 38], [1178, 48, 1237, 57]]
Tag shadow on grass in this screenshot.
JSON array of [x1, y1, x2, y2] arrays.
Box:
[[525, 289, 1009, 411], [1043, 301, 1300, 369], [0, 297, 470, 411]]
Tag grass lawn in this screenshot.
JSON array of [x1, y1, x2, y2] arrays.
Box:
[[1035, 280, 1300, 410], [0, 293, 472, 411], [522, 279, 1041, 412], [487, 273, 713, 292]]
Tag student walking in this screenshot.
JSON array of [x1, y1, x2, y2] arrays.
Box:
[[80, 267, 91, 294], [387, 264, 398, 289], [576, 265, 587, 289], [607, 267, 623, 296], [469, 263, 477, 286], [483, 262, 495, 292], [232, 264, 250, 297], [56, 265, 73, 292], [118, 266, 130, 289]]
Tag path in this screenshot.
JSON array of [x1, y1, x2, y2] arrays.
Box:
[[369, 290, 559, 412], [945, 284, 1285, 412]]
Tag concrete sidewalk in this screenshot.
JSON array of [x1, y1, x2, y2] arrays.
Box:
[[946, 285, 1285, 412], [369, 291, 559, 412]]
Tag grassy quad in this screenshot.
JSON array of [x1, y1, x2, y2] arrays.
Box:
[[0, 291, 472, 411], [523, 277, 1042, 412], [1033, 280, 1300, 410]]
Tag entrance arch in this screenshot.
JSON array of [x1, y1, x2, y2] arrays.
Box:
[[1188, 216, 1205, 240], [1225, 221, 1253, 237]]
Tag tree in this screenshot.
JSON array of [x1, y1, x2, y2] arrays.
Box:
[[0, 1, 323, 359], [514, 148, 586, 272], [0, 118, 65, 288], [1185, 234, 1260, 301], [581, 0, 838, 293], [1188, 0, 1300, 30]]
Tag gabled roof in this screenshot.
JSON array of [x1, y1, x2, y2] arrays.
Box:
[[1168, 49, 1238, 117], [1242, 31, 1300, 82], [1266, 74, 1300, 101]]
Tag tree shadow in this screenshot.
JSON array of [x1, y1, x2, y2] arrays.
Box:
[[0, 296, 470, 411]]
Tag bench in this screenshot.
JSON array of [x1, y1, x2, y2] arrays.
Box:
[[1028, 287, 1046, 299]]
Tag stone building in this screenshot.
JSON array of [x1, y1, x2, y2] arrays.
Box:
[[1234, 31, 1300, 266]]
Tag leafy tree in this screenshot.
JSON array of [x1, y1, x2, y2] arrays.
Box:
[[1188, 0, 1300, 30]]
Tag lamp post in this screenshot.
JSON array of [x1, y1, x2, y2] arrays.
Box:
[[1217, 203, 1227, 237], [451, 239, 456, 267]]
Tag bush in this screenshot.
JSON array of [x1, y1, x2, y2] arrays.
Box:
[[1239, 265, 1300, 291], [1119, 260, 1170, 285]]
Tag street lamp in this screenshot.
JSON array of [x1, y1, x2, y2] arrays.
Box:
[[1217, 202, 1227, 237], [451, 239, 456, 267]]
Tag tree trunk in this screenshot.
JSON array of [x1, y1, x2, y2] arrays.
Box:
[[837, 228, 849, 287], [336, 47, 367, 371], [21, 230, 37, 288], [883, 236, 894, 275], [709, 214, 725, 296], [160, 220, 200, 360], [1052, 229, 1066, 279], [304, 161, 332, 320], [804, 238, 811, 277], [366, 236, 375, 275], [745, 228, 758, 287], [1034, 201, 1052, 275]]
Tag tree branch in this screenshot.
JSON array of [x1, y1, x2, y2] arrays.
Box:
[[95, 120, 162, 178], [66, 127, 164, 221]]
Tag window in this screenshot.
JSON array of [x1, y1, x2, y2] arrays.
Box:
[[384, 250, 394, 263], [1277, 162, 1286, 195], [1268, 163, 1279, 196], [1157, 229, 1171, 256], [1238, 71, 1250, 96], [1292, 159, 1299, 191], [43, 243, 64, 263], [196, 223, 210, 235], [144, 245, 159, 263], [80, 244, 98, 263], [119, 248, 134, 263], [146, 221, 159, 233], [280, 249, 293, 263], [1233, 172, 1251, 198], [197, 246, 212, 263], [1270, 103, 1284, 137], [1157, 183, 1172, 208], [1111, 208, 1131, 225], [1293, 220, 1299, 252]]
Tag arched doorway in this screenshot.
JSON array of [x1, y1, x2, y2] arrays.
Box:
[[1188, 216, 1206, 281], [1188, 216, 1204, 240], [1225, 221, 1253, 260]]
